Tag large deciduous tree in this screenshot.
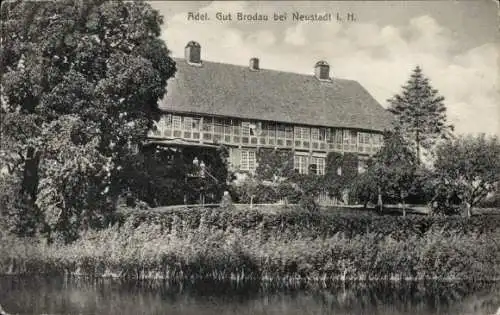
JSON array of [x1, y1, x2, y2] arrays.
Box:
[[433, 134, 500, 216], [0, 0, 175, 241], [387, 66, 453, 163]]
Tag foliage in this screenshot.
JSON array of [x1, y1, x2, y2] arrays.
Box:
[[276, 182, 302, 204], [231, 179, 303, 205], [0, 0, 176, 241], [253, 184, 279, 204], [406, 167, 436, 204], [209, 145, 234, 198], [432, 134, 500, 214], [229, 178, 256, 204], [255, 148, 294, 182], [35, 116, 117, 242], [179, 145, 234, 204], [291, 174, 322, 196], [0, 172, 42, 236], [126, 144, 234, 207], [322, 151, 344, 198], [242, 149, 364, 206], [349, 170, 378, 208], [231, 178, 279, 204], [1, 207, 499, 282], [341, 153, 359, 184], [368, 130, 419, 212], [479, 184, 500, 208], [387, 66, 454, 162]]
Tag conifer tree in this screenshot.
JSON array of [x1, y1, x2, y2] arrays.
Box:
[[387, 66, 453, 163]]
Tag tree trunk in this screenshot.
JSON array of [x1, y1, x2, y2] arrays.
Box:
[[415, 129, 421, 165], [465, 201, 471, 218], [20, 147, 40, 204], [377, 186, 383, 214], [17, 147, 41, 236], [401, 192, 406, 217]]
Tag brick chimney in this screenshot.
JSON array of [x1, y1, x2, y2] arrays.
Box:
[[314, 60, 330, 81], [249, 57, 259, 71], [185, 41, 201, 65]]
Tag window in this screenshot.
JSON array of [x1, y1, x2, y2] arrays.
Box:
[[268, 125, 276, 138], [342, 130, 358, 151], [328, 129, 343, 150], [318, 158, 325, 175], [214, 118, 224, 134], [311, 128, 320, 141], [192, 117, 200, 131], [319, 128, 326, 141], [164, 114, 172, 128], [335, 129, 343, 146], [358, 133, 364, 152], [240, 149, 256, 172], [249, 122, 258, 136], [183, 117, 193, 131], [301, 127, 310, 141], [358, 132, 371, 153], [343, 130, 350, 150], [172, 115, 182, 129], [310, 157, 326, 175], [277, 124, 286, 139], [202, 117, 213, 132], [153, 115, 172, 136], [267, 123, 276, 144], [260, 123, 269, 137], [371, 133, 383, 153], [350, 130, 357, 151], [294, 155, 309, 175], [233, 123, 240, 136], [294, 127, 301, 140], [326, 128, 332, 143], [242, 122, 250, 136], [294, 127, 310, 140], [223, 120, 232, 136], [248, 151, 256, 171], [285, 126, 293, 139]]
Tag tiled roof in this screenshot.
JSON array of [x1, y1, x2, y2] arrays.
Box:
[[158, 58, 393, 132]]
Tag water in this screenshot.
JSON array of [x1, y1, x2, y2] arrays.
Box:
[[1, 276, 499, 315]]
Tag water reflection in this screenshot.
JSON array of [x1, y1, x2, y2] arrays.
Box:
[[1, 276, 499, 315]]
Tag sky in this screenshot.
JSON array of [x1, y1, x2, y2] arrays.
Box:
[[149, 0, 500, 136]]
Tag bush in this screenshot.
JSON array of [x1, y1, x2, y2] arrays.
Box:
[[254, 184, 279, 204], [276, 182, 301, 204], [0, 173, 42, 236], [479, 190, 500, 208], [1, 207, 498, 281], [231, 179, 299, 204], [299, 194, 319, 213]]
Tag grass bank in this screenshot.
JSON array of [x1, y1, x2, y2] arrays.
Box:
[[1, 206, 499, 282]]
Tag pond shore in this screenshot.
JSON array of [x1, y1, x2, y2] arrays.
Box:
[[1, 206, 499, 282]]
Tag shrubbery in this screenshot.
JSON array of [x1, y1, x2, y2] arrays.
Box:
[[1, 207, 498, 282]]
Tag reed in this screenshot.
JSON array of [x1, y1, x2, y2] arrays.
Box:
[[1, 207, 499, 282]]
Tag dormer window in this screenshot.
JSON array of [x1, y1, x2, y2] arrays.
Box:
[[314, 60, 331, 81]]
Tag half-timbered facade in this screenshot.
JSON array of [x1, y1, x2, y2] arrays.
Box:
[[148, 41, 392, 176]]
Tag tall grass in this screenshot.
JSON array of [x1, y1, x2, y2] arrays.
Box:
[[1, 207, 499, 282]]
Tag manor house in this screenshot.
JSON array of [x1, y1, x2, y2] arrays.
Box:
[[148, 41, 392, 176]]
